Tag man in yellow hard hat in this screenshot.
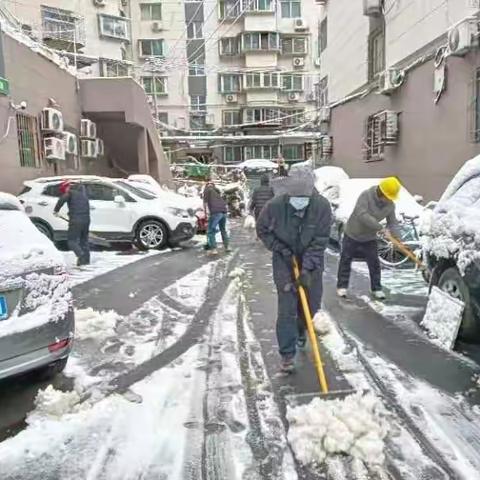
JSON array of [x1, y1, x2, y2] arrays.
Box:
[[337, 177, 401, 300]]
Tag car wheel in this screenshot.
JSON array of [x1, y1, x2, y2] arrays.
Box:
[[32, 220, 53, 240], [438, 267, 479, 341], [135, 220, 168, 250], [37, 357, 68, 380]]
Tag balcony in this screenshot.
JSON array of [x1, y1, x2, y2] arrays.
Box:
[[244, 0, 275, 14], [41, 7, 85, 51]]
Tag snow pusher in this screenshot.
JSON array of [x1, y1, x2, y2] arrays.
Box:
[[384, 231, 426, 270], [291, 256, 356, 401]]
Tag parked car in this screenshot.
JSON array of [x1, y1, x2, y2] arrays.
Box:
[[0, 193, 73, 380], [18, 176, 197, 250], [423, 156, 480, 341]]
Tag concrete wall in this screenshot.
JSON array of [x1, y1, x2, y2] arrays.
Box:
[[330, 52, 480, 201]]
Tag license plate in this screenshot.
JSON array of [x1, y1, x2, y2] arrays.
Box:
[[0, 296, 7, 320]]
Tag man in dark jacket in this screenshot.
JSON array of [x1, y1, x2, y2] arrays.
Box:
[[249, 174, 274, 220], [337, 177, 401, 300], [203, 178, 229, 255], [54, 180, 91, 266], [257, 166, 332, 372]]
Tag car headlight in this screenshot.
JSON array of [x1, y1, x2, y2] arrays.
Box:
[[167, 207, 189, 218]]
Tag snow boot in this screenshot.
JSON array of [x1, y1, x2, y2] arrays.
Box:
[[371, 289, 386, 300], [207, 248, 219, 256], [336, 288, 348, 298], [280, 357, 295, 373]]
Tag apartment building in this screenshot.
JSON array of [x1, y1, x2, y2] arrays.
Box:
[[319, 0, 480, 200]]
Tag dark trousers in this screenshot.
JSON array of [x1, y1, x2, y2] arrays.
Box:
[[68, 217, 90, 265], [276, 271, 323, 359], [337, 234, 381, 291]]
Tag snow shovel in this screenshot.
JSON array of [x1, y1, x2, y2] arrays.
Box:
[[292, 256, 356, 400], [57, 214, 111, 248], [384, 232, 426, 270]]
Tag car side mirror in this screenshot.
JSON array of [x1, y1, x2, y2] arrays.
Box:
[[114, 195, 125, 204]]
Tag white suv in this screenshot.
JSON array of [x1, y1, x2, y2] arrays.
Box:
[[18, 176, 197, 250]]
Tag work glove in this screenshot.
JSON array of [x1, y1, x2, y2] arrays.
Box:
[[296, 270, 312, 289]]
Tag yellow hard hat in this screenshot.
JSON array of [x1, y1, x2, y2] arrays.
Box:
[[379, 177, 401, 201]]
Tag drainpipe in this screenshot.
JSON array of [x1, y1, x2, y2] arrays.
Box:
[[0, 23, 5, 78]]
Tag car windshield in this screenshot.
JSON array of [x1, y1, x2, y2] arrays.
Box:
[[114, 180, 157, 200]]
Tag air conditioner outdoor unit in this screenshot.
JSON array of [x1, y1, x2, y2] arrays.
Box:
[[93, 0, 106, 6], [41, 108, 64, 133], [44, 137, 66, 161], [379, 68, 406, 95], [287, 92, 300, 102], [81, 139, 97, 158], [293, 57, 305, 68], [80, 119, 97, 139], [378, 110, 399, 144], [314, 58, 321, 68], [152, 21, 163, 32], [319, 106, 331, 122], [294, 18, 308, 31], [225, 93, 238, 103], [63, 132, 78, 155], [447, 18, 479, 56], [95, 138, 105, 156], [363, 0, 382, 16]]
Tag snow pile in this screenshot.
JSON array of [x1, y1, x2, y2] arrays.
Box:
[[244, 215, 256, 230], [422, 156, 480, 274], [228, 267, 245, 279], [74, 308, 118, 341], [30, 385, 81, 419], [420, 287, 464, 349], [238, 159, 277, 170], [313, 310, 332, 335], [314, 166, 349, 203], [287, 392, 389, 466]]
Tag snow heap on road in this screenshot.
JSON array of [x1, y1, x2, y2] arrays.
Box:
[[287, 392, 389, 467], [313, 310, 332, 335], [422, 156, 480, 274], [30, 385, 81, 419], [74, 307, 118, 341]]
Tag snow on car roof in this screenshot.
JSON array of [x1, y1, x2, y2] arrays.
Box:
[[237, 159, 277, 169], [0, 192, 23, 211]]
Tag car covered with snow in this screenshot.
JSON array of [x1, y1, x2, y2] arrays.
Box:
[[314, 166, 350, 204], [423, 156, 480, 341], [0, 193, 74, 380], [18, 176, 197, 250]]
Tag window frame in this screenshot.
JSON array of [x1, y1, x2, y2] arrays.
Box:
[[244, 144, 279, 160], [219, 73, 242, 93], [319, 18, 327, 53], [244, 107, 281, 124], [219, 0, 241, 20], [187, 21, 203, 40], [142, 76, 168, 95], [98, 14, 130, 41], [16, 112, 42, 169], [282, 108, 304, 126], [244, 71, 279, 89], [190, 95, 207, 112], [282, 144, 303, 161], [140, 3, 162, 21], [219, 37, 239, 56], [281, 73, 304, 92], [241, 32, 280, 52], [281, 36, 307, 55], [368, 27, 385, 80], [189, 60, 206, 76], [139, 38, 164, 57], [280, 0, 301, 18], [224, 145, 242, 163], [100, 58, 131, 77], [223, 110, 241, 126], [246, 0, 274, 13]]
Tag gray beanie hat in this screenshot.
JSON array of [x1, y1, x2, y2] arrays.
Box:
[[271, 164, 316, 197]]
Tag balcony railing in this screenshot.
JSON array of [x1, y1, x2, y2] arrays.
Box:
[[42, 17, 86, 47]]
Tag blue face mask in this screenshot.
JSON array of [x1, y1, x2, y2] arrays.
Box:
[[289, 196, 310, 210]]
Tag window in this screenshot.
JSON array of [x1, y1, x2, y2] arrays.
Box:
[[139, 39, 164, 56], [219, 37, 239, 56], [189, 60, 205, 76], [41, 6, 85, 45], [318, 75, 328, 106], [219, 0, 241, 20], [281, 36, 307, 55], [100, 59, 131, 77], [187, 21, 203, 39], [190, 95, 206, 112], [157, 112, 168, 124], [190, 114, 206, 130], [244, 145, 279, 160], [219, 74, 242, 93], [241, 32, 279, 51], [282, 73, 303, 91], [142, 76, 167, 95], [85, 183, 118, 201], [246, 0, 273, 12], [245, 72, 279, 89], [16, 113, 41, 168], [319, 18, 327, 53], [282, 144, 303, 161], [364, 113, 384, 161], [244, 107, 281, 124], [99, 14, 130, 41], [43, 183, 62, 197], [224, 146, 242, 163], [140, 3, 162, 20], [283, 109, 304, 126], [281, 0, 301, 18], [368, 28, 385, 79], [223, 110, 240, 126]]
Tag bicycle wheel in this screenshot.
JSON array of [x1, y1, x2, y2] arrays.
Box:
[[378, 237, 409, 268]]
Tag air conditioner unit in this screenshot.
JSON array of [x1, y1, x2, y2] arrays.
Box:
[[363, 0, 382, 16], [93, 0, 106, 6], [294, 18, 308, 31], [320, 136, 333, 156], [379, 68, 406, 95], [378, 110, 399, 144], [63, 132, 78, 155], [287, 92, 300, 102], [314, 58, 321, 68], [293, 57, 305, 68], [319, 106, 331, 122], [447, 18, 479, 56], [81, 139, 97, 158], [95, 138, 105, 156], [225, 93, 238, 103], [44, 137, 66, 161], [41, 108, 64, 133], [80, 119, 97, 139], [152, 21, 163, 32]]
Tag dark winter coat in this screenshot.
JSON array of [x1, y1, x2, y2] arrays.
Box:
[[256, 192, 333, 289], [250, 176, 274, 219], [54, 183, 90, 220], [203, 183, 228, 214]]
